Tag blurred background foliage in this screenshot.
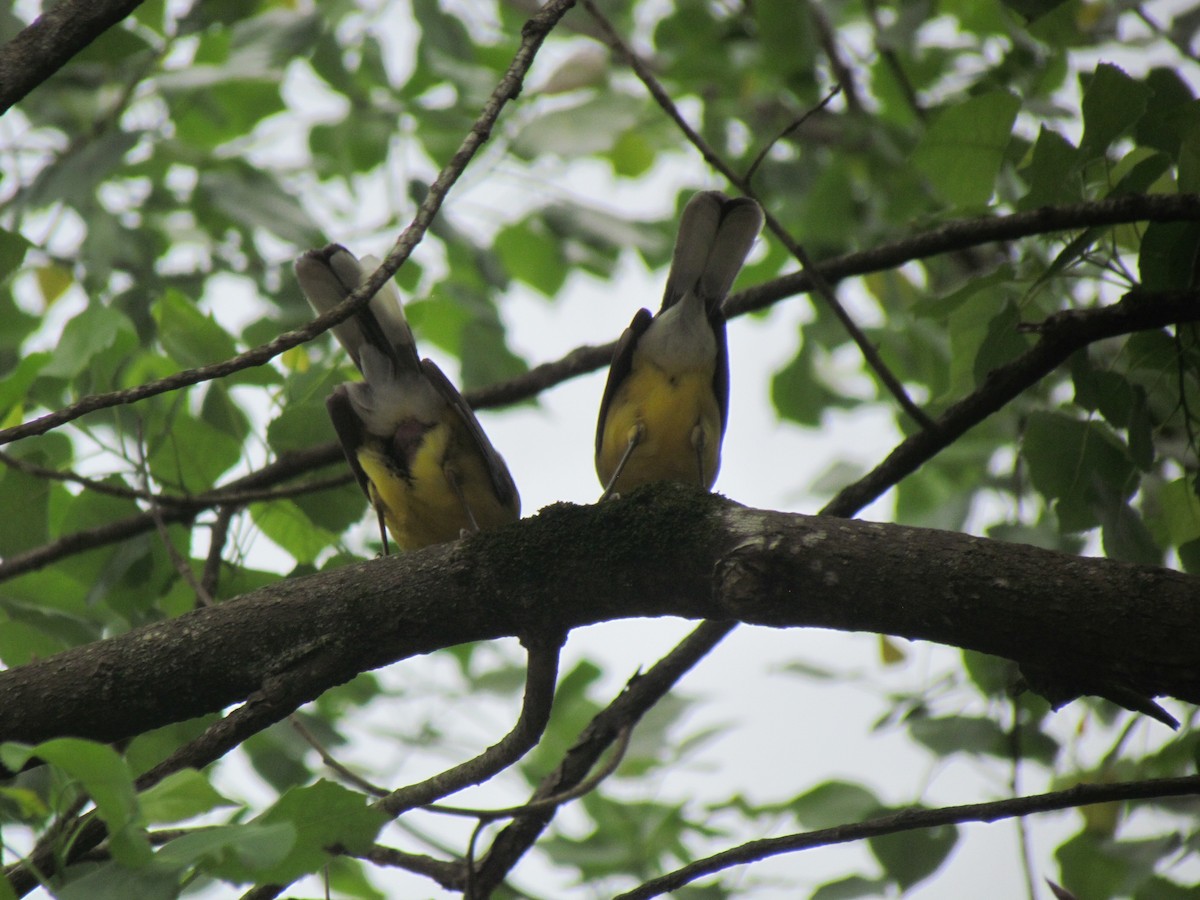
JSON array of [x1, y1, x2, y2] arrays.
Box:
[[1, 0, 1200, 897]]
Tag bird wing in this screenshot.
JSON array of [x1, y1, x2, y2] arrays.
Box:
[[594, 307, 654, 459], [420, 358, 520, 512]]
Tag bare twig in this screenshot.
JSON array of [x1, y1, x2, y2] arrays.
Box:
[[821, 289, 1200, 518], [807, 1, 862, 113], [0, 0, 579, 449], [377, 634, 564, 817], [427, 725, 632, 820], [474, 620, 736, 894], [744, 86, 841, 186], [616, 774, 1200, 899], [200, 505, 236, 600], [290, 714, 390, 797], [582, 0, 935, 430]]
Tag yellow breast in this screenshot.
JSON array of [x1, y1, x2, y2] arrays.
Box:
[[357, 415, 516, 551], [596, 362, 722, 494]]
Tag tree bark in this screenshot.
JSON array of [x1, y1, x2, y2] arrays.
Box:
[[0, 0, 146, 115], [1, 484, 1196, 747]]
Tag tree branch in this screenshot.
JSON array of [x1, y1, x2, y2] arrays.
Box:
[[823, 288, 1200, 518], [3, 486, 1196, 756], [6, 640, 351, 896], [0, 0, 579, 448], [0, 0, 145, 115], [582, 0, 935, 429], [474, 620, 737, 894], [378, 634, 564, 816], [617, 774, 1200, 899]]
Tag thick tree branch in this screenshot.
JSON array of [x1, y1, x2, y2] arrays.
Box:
[[618, 774, 1200, 899], [7, 640, 352, 896], [0, 0, 145, 115], [2, 488, 1196, 750]]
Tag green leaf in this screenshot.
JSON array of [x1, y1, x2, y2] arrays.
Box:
[[772, 337, 855, 426], [812, 875, 891, 900], [1079, 63, 1154, 161], [212, 780, 386, 883], [909, 714, 1058, 764], [156, 821, 295, 875], [1138, 221, 1200, 290], [267, 395, 335, 455], [789, 781, 881, 829], [22, 131, 140, 211], [1133, 67, 1200, 158], [310, 115, 392, 176], [962, 650, 1019, 696], [250, 500, 342, 565], [494, 219, 568, 297], [56, 862, 181, 900], [153, 289, 239, 367], [2, 739, 150, 866], [1022, 412, 1139, 531], [0, 352, 50, 419], [42, 305, 137, 379], [195, 163, 324, 248], [0, 227, 31, 282], [869, 817, 958, 890], [912, 91, 1021, 208], [513, 93, 646, 158], [1000, 0, 1073, 24], [1019, 126, 1080, 209], [1057, 832, 1181, 899], [138, 769, 235, 824], [607, 129, 657, 177], [1096, 495, 1161, 566], [1155, 477, 1200, 547], [145, 410, 243, 489]]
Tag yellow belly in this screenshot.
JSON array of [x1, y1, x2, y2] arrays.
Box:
[[596, 364, 722, 494], [357, 418, 516, 551]]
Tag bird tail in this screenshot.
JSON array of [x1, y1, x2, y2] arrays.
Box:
[[662, 192, 764, 312], [295, 244, 421, 375]]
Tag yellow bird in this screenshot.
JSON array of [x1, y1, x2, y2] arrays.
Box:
[[295, 244, 520, 553], [595, 191, 764, 497]]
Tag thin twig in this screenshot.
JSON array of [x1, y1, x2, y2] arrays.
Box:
[[377, 634, 564, 817], [0, 0, 579, 450], [616, 774, 1200, 899], [820, 289, 1200, 518], [474, 620, 736, 894], [744, 86, 841, 186], [807, 1, 862, 113], [582, 0, 935, 430], [200, 505, 235, 600], [290, 714, 390, 797], [427, 725, 632, 820]]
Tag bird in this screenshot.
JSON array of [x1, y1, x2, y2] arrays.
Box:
[[595, 191, 764, 498], [295, 244, 520, 553]]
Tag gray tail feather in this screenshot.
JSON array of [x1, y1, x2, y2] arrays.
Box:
[[295, 244, 420, 374], [663, 192, 764, 312]]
